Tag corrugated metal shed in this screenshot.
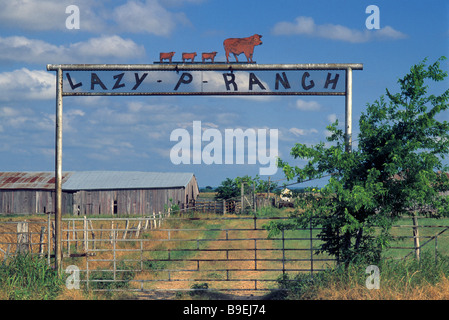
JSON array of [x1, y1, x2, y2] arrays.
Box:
[[0, 171, 199, 215], [0, 172, 72, 190], [62, 171, 195, 191], [0, 171, 195, 191]]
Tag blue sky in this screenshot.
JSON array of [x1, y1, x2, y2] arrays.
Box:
[[0, 0, 448, 188]]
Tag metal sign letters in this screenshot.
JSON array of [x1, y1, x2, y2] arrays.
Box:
[[62, 69, 346, 95], [50, 64, 361, 96]]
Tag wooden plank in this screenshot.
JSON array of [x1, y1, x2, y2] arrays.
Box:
[[17, 222, 29, 253], [123, 219, 129, 239], [89, 219, 96, 249], [39, 226, 46, 257]]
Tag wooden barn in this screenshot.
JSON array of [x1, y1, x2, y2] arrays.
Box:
[[0, 171, 199, 216]]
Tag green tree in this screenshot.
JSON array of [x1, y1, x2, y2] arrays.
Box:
[[215, 177, 240, 200], [215, 175, 278, 200], [271, 57, 449, 265], [235, 174, 278, 193]]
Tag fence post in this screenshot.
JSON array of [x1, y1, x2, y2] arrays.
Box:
[[152, 211, 157, 229], [241, 183, 244, 214], [17, 222, 29, 254], [39, 226, 46, 258], [253, 183, 256, 212], [144, 217, 149, 230], [113, 227, 117, 282], [89, 220, 96, 250], [73, 220, 77, 251], [412, 214, 420, 261], [51, 221, 56, 253], [281, 230, 285, 275], [67, 221, 70, 256], [123, 219, 129, 239], [435, 235, 438, 264], [83, 216, 88, 252], [310, 218, 314, 278], [47, 214, 51, 266], [110, 220, 114, 244], [136, 221, 142, 238]]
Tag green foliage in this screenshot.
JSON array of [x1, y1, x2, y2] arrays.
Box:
[[235, 174, 278, 193], [272, 57, 449, 265], [200, 186, 215, 192], [164, 197, 180, 213], [88, 261, 135, 297], [0, 254, 64, 300], [215, 175, 278, 200], [189, 282, 209, 296], [278, 252, 449, 300], [215, 178, 240, 200]]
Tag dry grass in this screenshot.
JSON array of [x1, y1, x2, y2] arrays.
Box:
[[0, 217, 48, 258], [2, 213, 449, 300], [313, 275, 449, 300]]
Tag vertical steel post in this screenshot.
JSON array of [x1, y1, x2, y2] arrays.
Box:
[[345, 67, 353, 153], [310, 218, 314, 278], [55, 67, 63, 274], [412, 214, 420, 261]]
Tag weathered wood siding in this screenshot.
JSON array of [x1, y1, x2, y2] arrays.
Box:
[[72, 175, 199, 216], [0, 189, 72, 215], [0, 175, 199, 216], [72, 187, 187, 215]]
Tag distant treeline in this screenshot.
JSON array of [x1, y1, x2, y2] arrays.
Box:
[[199, 186, 312, 195]]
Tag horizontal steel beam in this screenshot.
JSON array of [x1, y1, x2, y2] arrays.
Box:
[[47, 63, 363, 72], [62, 91, 346, 97]]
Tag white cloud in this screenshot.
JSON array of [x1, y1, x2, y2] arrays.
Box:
[[113, 0, 191, 36], [272, 16, 407, 43], [0, 36, 63, 64], [0, 0, 191, 36], [69, 35, 146, 60], [0, 0, 104, 32], [0, 35, 145, 64], [0, 68, 55, 101], [327, 113, 338, 124], [289, 127, 318, 137], [295, 99, 321, 111], [0, 0, 68, 31]]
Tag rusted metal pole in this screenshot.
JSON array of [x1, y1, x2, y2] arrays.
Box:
[[55, 67, 63, 274], [345, 67, 353, 153]]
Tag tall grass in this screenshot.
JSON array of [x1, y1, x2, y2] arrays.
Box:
[[0, 254, 64, 300], [277, 251, 449, 300]]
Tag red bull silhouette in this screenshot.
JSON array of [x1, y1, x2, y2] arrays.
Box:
[[223, 34, 262, 63]]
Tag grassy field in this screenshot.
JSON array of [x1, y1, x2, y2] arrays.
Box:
[[383, 216, 449, 259], [1, 208, 449, 300]]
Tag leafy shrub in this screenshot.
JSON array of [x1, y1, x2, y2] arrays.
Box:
[[0, 254, 64, 300]]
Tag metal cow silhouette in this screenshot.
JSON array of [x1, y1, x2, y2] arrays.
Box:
[[160, 52, 175, 63], [223, 34, 262, 63]]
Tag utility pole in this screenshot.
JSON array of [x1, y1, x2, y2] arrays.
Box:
[[55, 67, 63, 275]]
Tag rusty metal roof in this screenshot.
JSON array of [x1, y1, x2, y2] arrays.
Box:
[[0, 171, 196, 190], [0, 172, 73, 190]]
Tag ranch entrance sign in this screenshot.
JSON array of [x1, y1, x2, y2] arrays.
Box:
[[47, 62, 363, 273], [61, 66, 348, 95]]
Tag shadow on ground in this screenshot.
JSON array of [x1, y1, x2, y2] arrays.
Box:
[[134, 290, 287, 300]]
